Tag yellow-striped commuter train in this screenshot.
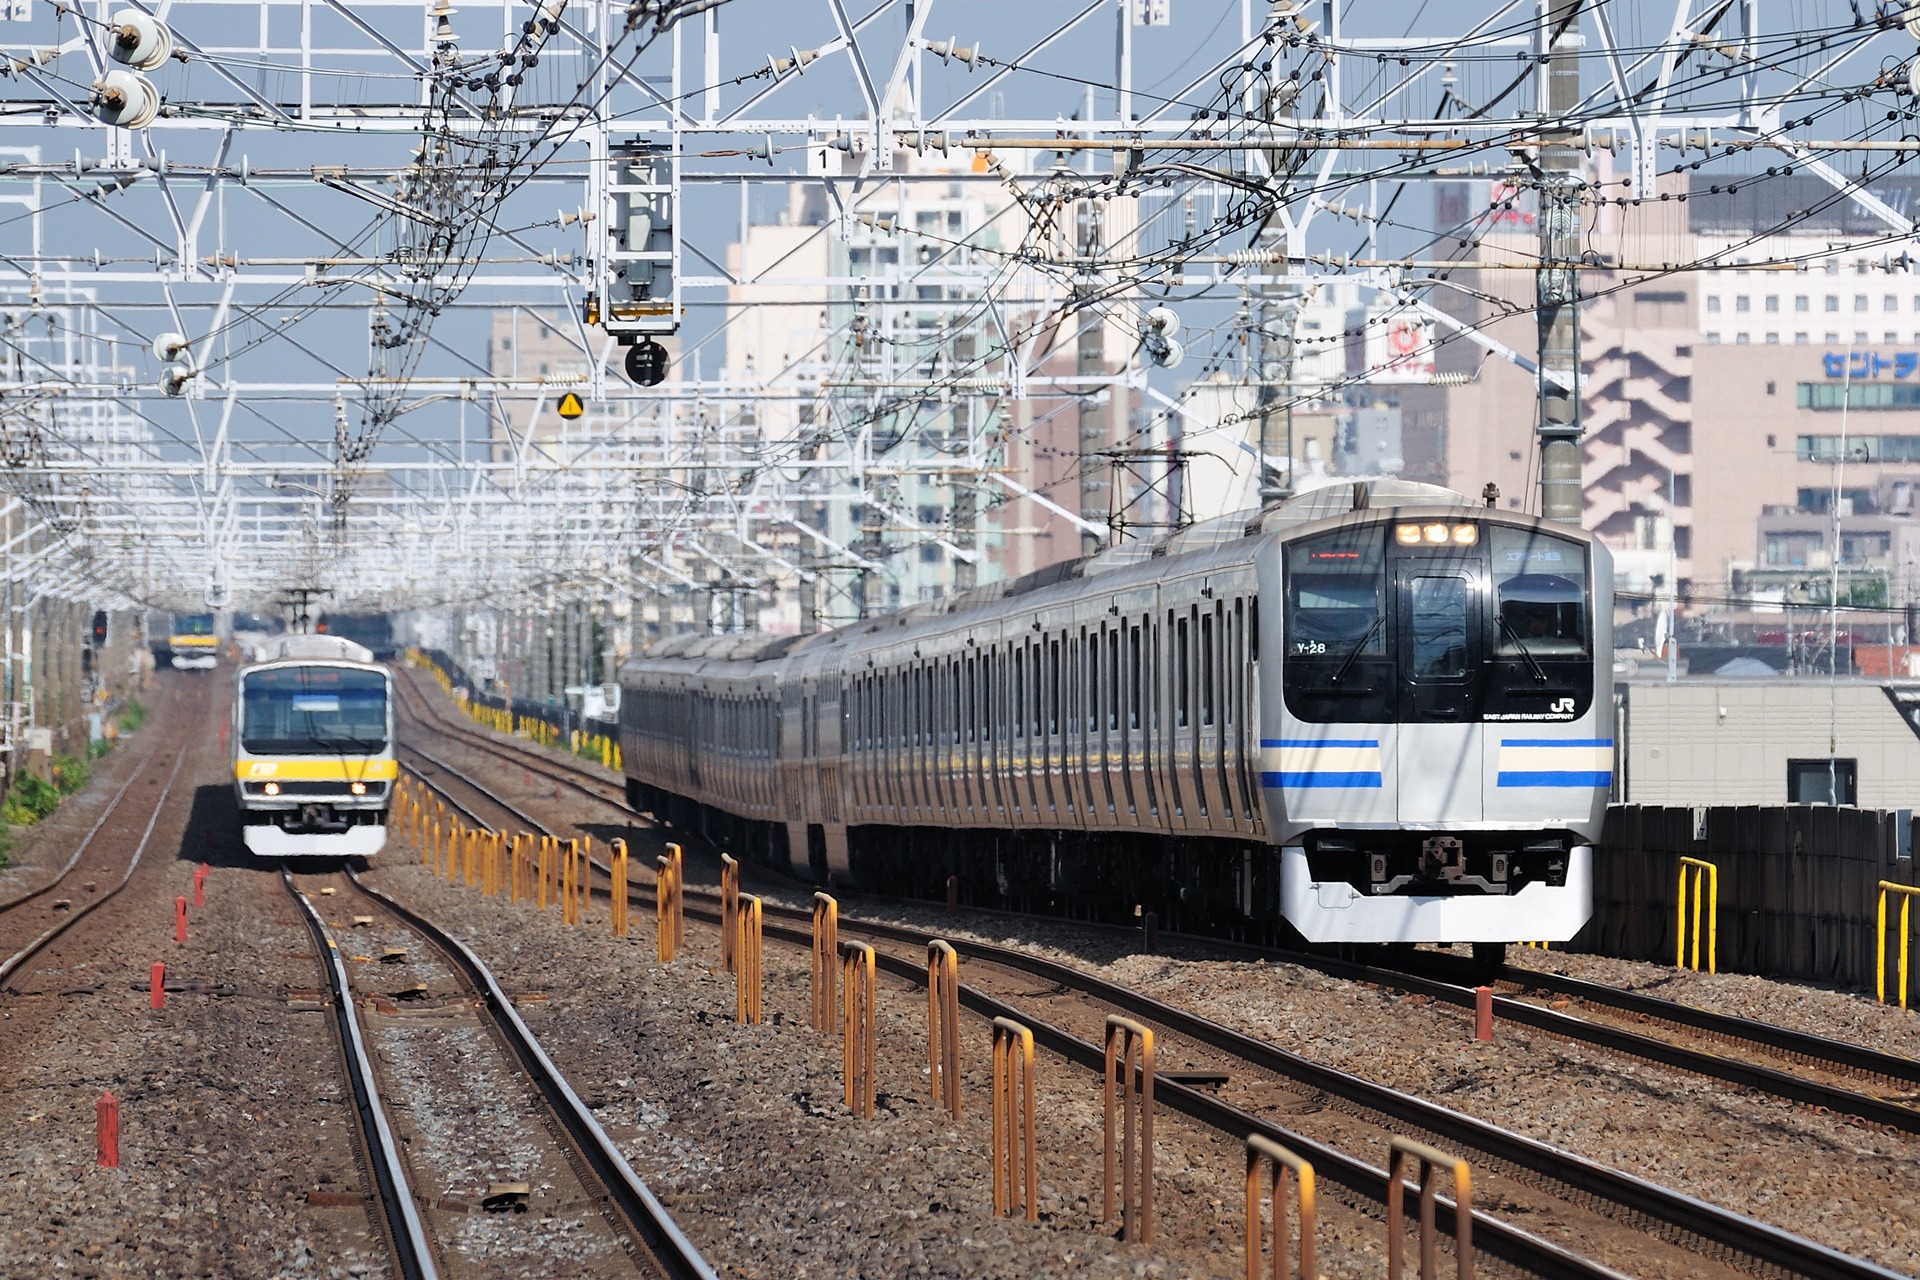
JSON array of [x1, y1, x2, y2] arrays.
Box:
[[620, 481, 1614, 961], [232, 634, 394, 858]]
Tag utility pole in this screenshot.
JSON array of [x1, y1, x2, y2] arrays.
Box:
[[1536, 0, 1584, 523], [1075, 198, 1108, 557]]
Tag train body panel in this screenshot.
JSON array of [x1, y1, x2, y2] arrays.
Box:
[[621, 482, 1613, 945], [232, 635, 393, 859]]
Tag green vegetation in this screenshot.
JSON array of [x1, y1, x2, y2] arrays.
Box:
[[118, 697, 146, 734], [0, 702, 137, 872]]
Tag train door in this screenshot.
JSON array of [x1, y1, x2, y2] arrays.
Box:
[[1392, 559, 1485, 823], [1196, 597, 1236, 833]]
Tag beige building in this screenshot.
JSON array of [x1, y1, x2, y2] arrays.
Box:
[[1619, 679, 1920, 809]]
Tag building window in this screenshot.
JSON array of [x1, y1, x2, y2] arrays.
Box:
[[1856, 295, 1870, 312], [1765, 296, 1780, 312], [1795, 295, 1810, 312], [1889, 295, 1902, 312], [1825, 295, 1840, 312], [1795, 333, 1809, 344], [1766, 333, 1780, 343], [1841, 532, 1892, 562], [1736, 332, 1751, 344], [1706, 296, 1722, 313], [1763, 531, 1822, 567], [1706, 332, 1722, 343], [1824, 260, 1840, 276], [1735, 295, 1751, 312], [1787, 758, 1856, 805], [1825, 331, 1840, 343], [1796, 385, 1920, 413]]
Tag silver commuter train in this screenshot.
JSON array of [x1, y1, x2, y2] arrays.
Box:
[[619, 481, 1613, 947]]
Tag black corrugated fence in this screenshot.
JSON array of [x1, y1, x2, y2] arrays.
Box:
[[1582, 805, 1920, 992]]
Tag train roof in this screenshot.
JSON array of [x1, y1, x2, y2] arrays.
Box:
[[634, 480, 1488, 668], [249, 634, 375, 664]]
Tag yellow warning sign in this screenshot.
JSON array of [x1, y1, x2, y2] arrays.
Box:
[[557, 391, 585, 420]]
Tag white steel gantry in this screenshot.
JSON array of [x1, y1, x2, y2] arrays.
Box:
[[0, 0, 1915, 675]]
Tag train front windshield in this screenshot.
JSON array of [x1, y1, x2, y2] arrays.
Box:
[[173, 613, 215, 636], [1282, 522, 1593, 723], [242, 668, 388, 754]]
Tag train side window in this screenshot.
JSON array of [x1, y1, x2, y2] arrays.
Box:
[[1012, 649, 1024, 739], [1201, 608, 1216, 727], [1175, 616, 1190, 728], [951, 662, 962, 746], [1108, 627, 1122, 732], [1128, 624, 1142, 731], [1048, 637, 1061, 735]]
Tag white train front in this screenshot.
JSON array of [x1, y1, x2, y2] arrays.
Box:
[[620, 481, 1613, 950]]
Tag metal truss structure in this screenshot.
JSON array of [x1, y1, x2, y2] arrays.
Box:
[[2, 0, 1919, 654]]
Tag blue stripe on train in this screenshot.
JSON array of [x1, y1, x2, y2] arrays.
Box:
[[1496, 770, 1613, 788], [1260, 770, 1384, 789], [1259, 738, 1380, 749], [1498, 738, 1613, 748]]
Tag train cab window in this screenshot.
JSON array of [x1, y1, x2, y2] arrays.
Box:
[[1490, 526, 1588, 656], [1483, 525, 1595, 722], [1407, 576, 1470, 678], [1282, 528, 1392, 721]]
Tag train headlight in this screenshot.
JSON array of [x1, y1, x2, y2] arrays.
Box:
[[262, 781, 280, 796], [1396, 524, 1422, 546], [1450, 524, 1478, 545], [350, 781, 367, 796], [1422, 523, 1448, 543]]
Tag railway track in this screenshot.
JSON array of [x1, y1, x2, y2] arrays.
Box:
[[283, 865, 717, 1280], [393, 666, 1920, 1137], [0, 737, 192, 988], [393, 688, 1905, 1280]]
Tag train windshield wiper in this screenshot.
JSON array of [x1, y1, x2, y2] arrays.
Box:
[[1498, 616, 1549, 684], [1330, 615, 1384, 686]]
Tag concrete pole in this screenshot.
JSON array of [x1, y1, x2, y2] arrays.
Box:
[[1536, 0, 1584, 523], [1075, 200, 1108, 556]]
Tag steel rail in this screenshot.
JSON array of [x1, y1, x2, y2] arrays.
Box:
[[343, 869, 721, 1280], [389, 745, 1623, 1277], [391, 672, 622, 809], [284, 872, 440, 1280], [1483, 959, 1920, 1088], [0, 746, 191, 987], [399, 669, 1920, 1128], [0, 736, 169, 916], [392, 743, 1898, 1280], [1301, 950, 1920, 1133], [718, 898, 1632, 1280]]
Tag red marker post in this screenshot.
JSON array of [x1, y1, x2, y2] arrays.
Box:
[[193, 863, 208, 906], [1474, 985, 1494, 1042], [96, 1093, 119, 1168], [149, 962, 166, 1010], [174, 896, 188, 944]]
